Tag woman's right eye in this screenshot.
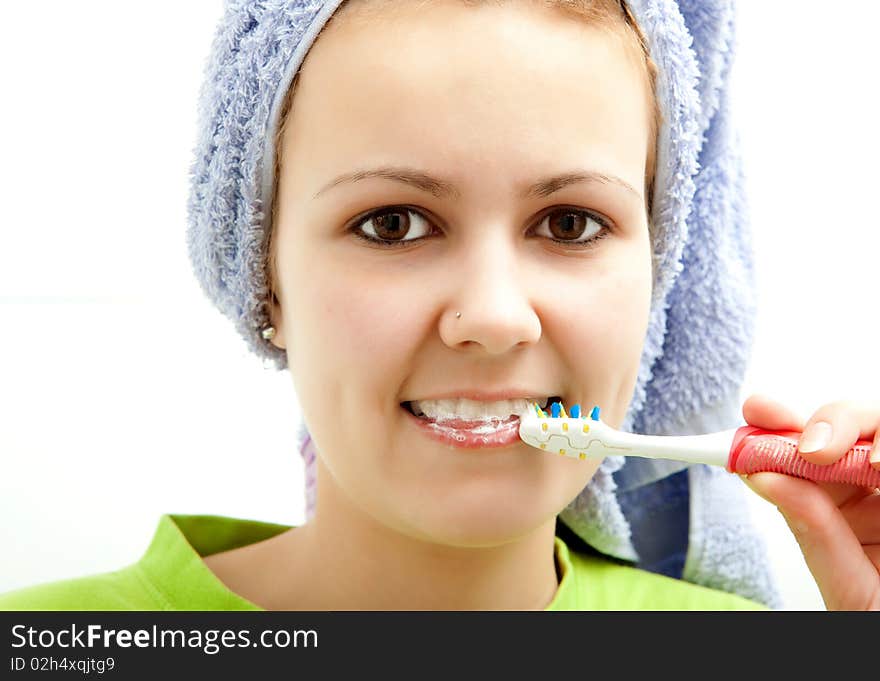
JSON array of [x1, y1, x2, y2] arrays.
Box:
[[349, 207, 434, 248]]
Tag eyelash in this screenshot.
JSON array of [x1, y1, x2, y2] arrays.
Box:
[[347, 205, 612, 250]]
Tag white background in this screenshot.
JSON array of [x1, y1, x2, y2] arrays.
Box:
[[2, 1, 878, 610]]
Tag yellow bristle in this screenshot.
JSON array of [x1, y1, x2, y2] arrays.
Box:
[[559, 404, 568, 419]]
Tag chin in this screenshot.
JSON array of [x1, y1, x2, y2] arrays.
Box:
[[401, 503, 557, 549]]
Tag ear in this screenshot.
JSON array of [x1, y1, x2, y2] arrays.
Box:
[[267, 292, 287, 350]]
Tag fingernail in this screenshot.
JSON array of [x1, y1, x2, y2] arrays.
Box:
[[798, 421, 832, 454]]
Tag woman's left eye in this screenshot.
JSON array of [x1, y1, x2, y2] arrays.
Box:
[[348, 206, 611, 249], [533, 209, 611, 248]]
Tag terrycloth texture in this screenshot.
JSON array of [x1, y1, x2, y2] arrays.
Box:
[[187, 0, 783, 608]]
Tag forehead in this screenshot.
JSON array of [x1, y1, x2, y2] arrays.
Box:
[[285, 1, 650, 197]]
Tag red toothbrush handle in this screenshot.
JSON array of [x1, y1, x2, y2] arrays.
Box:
[[728, 425, 880, 488]]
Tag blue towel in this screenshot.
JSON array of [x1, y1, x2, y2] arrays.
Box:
[[187, 0, 782, 608]]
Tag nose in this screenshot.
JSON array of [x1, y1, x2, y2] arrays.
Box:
[[439, 237, 541, 354]]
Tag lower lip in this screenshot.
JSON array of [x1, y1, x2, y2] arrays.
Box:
[[401, 404, 524, 449]]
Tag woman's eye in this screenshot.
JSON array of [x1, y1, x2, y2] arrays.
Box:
[[533, 209, 609, 248], [351, 207, 433, 247]]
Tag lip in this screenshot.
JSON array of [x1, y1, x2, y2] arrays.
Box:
[[401, 403, 525, 449]]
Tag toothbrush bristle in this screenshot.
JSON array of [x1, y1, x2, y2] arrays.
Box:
[[550, 401, 560, 418], [590, 405, 601, 421], [570, 404, 581, 419]]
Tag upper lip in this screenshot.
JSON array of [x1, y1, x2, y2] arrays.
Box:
[[404, 390, 558, 403]]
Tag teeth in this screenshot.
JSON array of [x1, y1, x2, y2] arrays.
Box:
[[410, 397, 547, 421]]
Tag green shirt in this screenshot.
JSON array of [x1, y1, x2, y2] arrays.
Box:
[[0, 514, 767, 611]]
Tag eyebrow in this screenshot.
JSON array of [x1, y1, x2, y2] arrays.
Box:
[[313, 165, 643, 202]]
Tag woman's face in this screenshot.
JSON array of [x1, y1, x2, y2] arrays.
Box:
[[269, 0, 653, 546]]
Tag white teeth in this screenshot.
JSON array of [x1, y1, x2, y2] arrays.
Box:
[[410, 397, 546, 421]]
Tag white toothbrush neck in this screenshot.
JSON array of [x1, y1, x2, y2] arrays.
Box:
[[604, 428, 736, 468]]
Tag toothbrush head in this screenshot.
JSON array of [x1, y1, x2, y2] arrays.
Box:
[[529, 400, 600, 421], [519, 401, 620, 460]]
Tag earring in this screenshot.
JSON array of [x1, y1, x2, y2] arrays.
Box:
[[261, 326, 276, 340]]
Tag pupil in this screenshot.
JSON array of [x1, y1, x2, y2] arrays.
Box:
[[375, 211, 407, 239], [550, 212, 584, 239]]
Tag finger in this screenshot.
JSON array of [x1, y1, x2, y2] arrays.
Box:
[[742, 472, 879, 610], [744, 477, 875, 527], [742, 393, 806, 431], [745, 475, 877, 534], [796, 400, 880, 467], [838, 490, 880, 545], [812, 481, 872, 511]]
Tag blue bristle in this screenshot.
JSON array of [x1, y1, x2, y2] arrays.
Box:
[[551, 401, 560, 418], [590, 405, 600, 421], [570, 404, 581, 418]]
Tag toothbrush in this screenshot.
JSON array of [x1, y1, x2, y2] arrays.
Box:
[[519, 401, 880, 488]]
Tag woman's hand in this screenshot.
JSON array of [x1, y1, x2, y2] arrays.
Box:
[[739, 393, 880, 610]]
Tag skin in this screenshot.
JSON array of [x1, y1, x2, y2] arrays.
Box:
[[203, 0, 654, 610]]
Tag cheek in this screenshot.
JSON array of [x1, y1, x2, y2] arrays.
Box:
[[284, 267, 419, 496], [601, 267, 651, 349], [326, 281, 415, 362], [562, 251, 651, 352], [550, 243, 652, 420], [287, 262, 420, 399]]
